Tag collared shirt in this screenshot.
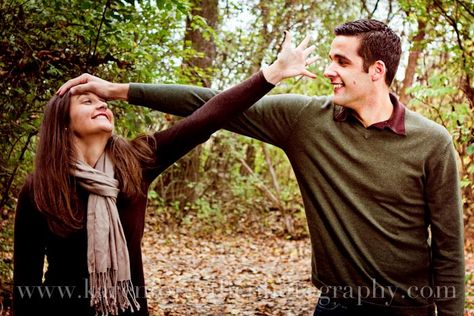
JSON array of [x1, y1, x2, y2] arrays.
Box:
[[333, 93, 406, 136]]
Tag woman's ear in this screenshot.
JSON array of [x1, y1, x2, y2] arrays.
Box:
[[371, 60, 386, 82]]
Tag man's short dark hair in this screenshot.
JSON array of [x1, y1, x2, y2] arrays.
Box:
[[334, 19, 401, 86]]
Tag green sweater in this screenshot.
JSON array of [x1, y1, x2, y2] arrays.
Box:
[[129, 84, 465, 316]]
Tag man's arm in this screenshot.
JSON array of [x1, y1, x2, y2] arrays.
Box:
[[425, 140, 465, 316], [128, 83, 313, 148], [56, 32, 318, 148]]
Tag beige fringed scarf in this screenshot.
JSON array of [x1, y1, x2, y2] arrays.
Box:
[[71, 152, 140, 315]]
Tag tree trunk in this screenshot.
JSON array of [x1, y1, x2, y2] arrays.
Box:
[[183, 0, 219, 87], [159, 0, 219, 215], [399, 18, 426, 105]]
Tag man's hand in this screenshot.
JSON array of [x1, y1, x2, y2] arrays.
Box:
[[56, 73, 129, 101], [263, 31, 318, 85]]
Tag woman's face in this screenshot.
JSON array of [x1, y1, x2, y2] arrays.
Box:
[[69, 92, 114, 139]]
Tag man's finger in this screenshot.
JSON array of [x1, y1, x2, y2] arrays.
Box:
[[303, 45, 316, 58], [56, 74, 92, 96], [282, 30, 292, 50], [305, 56, 319, 66], [297, 34, 311, 50], [302, 69, 317, 79], [69, 83, 95, 96], [57, 78, 85, 96]]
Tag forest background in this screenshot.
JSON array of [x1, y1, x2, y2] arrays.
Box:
[[0, 0, 473, 313]]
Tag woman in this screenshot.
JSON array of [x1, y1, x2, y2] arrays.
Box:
[[13, 32, 316, 316]]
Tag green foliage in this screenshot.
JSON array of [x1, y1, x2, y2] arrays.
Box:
[[0, 0, 192, 310], [401, 0, 474, 232], [213, 0, 360, 89], [467, 272, 474, 309], [0, 212, 14, 313]]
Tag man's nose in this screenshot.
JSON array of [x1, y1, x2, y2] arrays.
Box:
[[323, 64, 336, 78]]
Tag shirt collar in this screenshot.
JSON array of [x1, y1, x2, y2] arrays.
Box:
[[333, 93, 406, 136]]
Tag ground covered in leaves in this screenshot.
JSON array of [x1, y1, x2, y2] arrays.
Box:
[[142, 229, 317, 316], [142, 227, 474, 316]]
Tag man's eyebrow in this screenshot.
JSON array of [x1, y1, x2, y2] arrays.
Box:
[[329, 54, 351, 63]]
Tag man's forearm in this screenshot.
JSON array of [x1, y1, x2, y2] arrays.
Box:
[[112, 83, 130, 101], [128, 83, 216, 116], [127, 82, 314, 148]]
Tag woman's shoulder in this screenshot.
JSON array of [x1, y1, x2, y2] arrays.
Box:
[[18, 174, 34, 199], [16, 174, 41, 214]]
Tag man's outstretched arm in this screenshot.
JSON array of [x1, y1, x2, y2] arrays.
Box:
[[56, 32, 319, 148], [128, 83, 314, 148]]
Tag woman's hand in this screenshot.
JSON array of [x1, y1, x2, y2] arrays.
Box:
[[262, 31, 318, 85], [56, 73, 129, 100]]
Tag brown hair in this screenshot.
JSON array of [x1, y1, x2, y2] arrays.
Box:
[[33, 92, 155, 237], [334, 19, 401, 86]]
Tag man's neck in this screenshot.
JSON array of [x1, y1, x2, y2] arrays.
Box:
[[351, 91, 393, 128]]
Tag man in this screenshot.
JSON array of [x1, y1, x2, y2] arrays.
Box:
[[59, 20, 464, 316]]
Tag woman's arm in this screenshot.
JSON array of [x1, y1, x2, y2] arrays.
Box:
[[141, 32, 317, 177], [13, 178, 48, 315], [145, 70, 274, 177]]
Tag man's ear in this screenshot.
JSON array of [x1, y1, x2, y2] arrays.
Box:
[[370, 60, 386, 82]]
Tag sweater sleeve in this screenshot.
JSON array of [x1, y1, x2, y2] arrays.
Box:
[[128, 78, 310, 150], [425, 141, 465, 316], [141, 71, 274, 179], [13, 178, 48, 316]]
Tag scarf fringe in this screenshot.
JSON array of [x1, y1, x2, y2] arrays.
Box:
[[89, 270, 140, 316]]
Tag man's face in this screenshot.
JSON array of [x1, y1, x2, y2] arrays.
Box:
[[324, 35, 374, 109]]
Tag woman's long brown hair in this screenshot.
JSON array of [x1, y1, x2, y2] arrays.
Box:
[[33, 92, 155, 237]]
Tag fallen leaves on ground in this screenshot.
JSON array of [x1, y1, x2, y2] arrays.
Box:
[[465, 251, 474, 314], [142, 229, 317, 316], [142, 228, 474, 316]]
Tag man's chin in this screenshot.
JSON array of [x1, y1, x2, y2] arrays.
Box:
[[332, 95, 345, 105]]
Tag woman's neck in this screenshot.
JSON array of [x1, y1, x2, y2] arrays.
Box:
[[73, 135, 109, 167]]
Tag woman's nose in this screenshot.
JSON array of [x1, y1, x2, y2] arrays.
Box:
[[96, 101, 108, 110]]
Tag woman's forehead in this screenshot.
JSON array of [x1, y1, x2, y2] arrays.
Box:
[[72, 92, 104, 102]]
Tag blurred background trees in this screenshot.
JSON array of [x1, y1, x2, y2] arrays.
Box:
[[1, 0, 473, 313]]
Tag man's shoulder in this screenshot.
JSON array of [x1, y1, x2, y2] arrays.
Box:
[[405, 108, 452, 145], [257, 93, 333, 116], [266, 93, 331, 104]]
